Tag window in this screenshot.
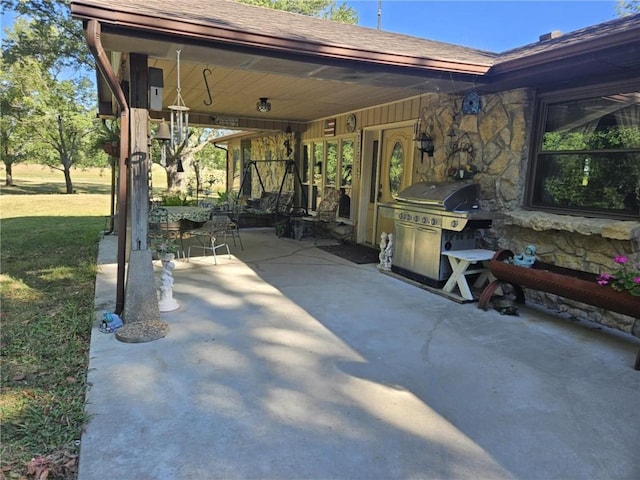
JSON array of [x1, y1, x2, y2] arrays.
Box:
[[527, 83, 640, 219], [303, 138, 356, 218], [389, 141, 404, 198], [313, 143, 324, 210], [338, 140, 354, 219], [302, 145, 309, 184], [326, 141, 338, 187]]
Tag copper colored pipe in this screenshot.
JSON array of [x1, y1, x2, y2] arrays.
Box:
[[86, 19, 129, 315]]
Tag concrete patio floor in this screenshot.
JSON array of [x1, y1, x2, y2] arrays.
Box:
[[82, 228, 640, 480]]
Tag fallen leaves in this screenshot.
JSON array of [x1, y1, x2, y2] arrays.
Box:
[[25, 451, 77, 480]]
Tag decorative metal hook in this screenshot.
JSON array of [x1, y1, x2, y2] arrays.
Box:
[[203, 68, 213, 106]]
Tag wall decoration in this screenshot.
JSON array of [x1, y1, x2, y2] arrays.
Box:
[[462, 91, 482, 115], [324, 118, 336, 136], [346, 113, 357, 133]]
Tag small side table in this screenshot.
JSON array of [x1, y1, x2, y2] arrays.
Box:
[[441, 249, 495, 300]]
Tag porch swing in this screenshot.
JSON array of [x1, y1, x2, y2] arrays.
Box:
[[233, 159, 308, 229]]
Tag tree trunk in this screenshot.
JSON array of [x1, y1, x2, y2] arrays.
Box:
[[166, 165, 184, 191], [64, 167, 74, 194], [4, 162, 13, 186]]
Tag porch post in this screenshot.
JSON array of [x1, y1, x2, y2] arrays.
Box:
[[117, 52, 167, 342]]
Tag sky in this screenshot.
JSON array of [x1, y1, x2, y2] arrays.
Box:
[[349, 0, 620, 52]]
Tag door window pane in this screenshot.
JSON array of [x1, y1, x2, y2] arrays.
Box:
[[389, 141, 404, 197]]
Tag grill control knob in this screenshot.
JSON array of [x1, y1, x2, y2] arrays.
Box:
[[451, 220, 458, 228], [421, 217, 427, 224], [430, 218, 438, 226]]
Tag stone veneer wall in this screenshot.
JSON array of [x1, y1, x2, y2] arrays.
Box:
[[414, 89, 530, 210], [416, 88, 640, 337], [244, 133, 295, 198]]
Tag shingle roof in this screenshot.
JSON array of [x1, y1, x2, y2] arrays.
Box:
[[72, 0, 498, 68], [75, 0, 640, 69], [496, 12, 640, 64]]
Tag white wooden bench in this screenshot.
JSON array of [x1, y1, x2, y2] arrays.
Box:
[[441, 249, 495, 300]]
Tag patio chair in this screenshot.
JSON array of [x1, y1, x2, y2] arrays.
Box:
[[185, 215, 232, 264], [224, 216, 244, 250], [292, 187, 341, 241], [210, 205, 243, 250]]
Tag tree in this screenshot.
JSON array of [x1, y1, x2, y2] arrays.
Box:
[[152, 127, 227, 192], [1, 18, 96, 192], [542, 125, 640, 212], [1, 0, 92, 72], [237, 0, 358, 23], [616, 0, 640, 15], [0, 53, 35, 185], [32, 77, 95, 193]]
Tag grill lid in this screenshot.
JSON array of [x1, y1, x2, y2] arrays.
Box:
[[395, 181, 480, 211]]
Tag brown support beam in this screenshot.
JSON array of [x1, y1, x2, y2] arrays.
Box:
[[129, 53, 149, 109]]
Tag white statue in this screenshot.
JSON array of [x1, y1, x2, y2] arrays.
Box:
[[158, 253, 179, 312], [383, 233, 393, 271], [378, 232, 388, 270]]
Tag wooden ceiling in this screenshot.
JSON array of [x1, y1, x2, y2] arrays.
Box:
[[101, 31, 481, 130]]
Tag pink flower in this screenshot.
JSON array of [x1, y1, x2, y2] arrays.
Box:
[[599, 255, 640, 296], [597, 273, 613, 285]]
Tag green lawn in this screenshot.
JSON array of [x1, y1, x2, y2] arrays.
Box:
[[0, 165, 114, 479], [1, 162, 168, 196]]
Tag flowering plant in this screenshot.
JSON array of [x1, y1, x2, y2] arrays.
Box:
[[597, 255, 640, 296], [151, 237, 179, 256]]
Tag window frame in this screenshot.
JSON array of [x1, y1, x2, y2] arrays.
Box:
[[302, 136, 356, 221], [525, 79, 640, 220]]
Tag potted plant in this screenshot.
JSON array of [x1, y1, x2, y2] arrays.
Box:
[[151, 237, 179, 261], [481, 249, 640, 318], [94, 119, 121, 157], [597, 255, 640, 297]]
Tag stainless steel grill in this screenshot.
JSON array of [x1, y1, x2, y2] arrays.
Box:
[[380, 181, 493, 288]]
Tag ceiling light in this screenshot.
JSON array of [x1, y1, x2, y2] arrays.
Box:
[[256, 97, 271, 113]]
